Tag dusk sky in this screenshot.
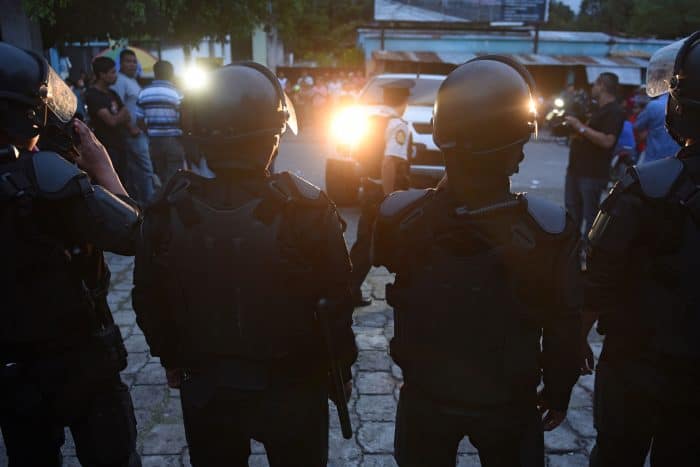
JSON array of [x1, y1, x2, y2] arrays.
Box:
[[558, 0, 582, 15]]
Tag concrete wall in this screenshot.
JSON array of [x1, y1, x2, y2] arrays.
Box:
[[252, 26, 268, 66]]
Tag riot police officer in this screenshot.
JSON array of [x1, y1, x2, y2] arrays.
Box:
[[0, 42, 142, 466], [349, 80, 412, 306], [132, 63, 357, 467], [585, 31, 700, 466], [372, 56, 582, 467]]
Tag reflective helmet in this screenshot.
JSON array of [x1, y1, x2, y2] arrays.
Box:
[[0, 42, 77, 140], [182, 62, 297, 170], [433, 55, 537, 157], [646, 31, 700, 145]]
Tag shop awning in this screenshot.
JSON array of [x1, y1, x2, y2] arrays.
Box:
[[372, 50, 648, 84]]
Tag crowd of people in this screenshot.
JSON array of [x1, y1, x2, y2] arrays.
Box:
[[71, 50, 186, 205], [279, 69, 367, 130], [63, 62, 367, 204]]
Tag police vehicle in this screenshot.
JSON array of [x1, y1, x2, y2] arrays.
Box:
[[325, 73, 446, 205]]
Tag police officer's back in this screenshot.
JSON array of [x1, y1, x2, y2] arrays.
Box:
[[0, 42, 141, 466], [373, 57, 582, 467], [132, 63, 357, 467], [585, 32, 700, 466]]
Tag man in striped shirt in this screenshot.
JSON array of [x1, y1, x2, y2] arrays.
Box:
[[136, 60, 185, 187]]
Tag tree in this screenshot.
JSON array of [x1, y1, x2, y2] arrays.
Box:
[[544, 0, 576, 30], [23, 0, 370, 66], [22, 0, 271, 46], [627, 0, 700, 38], [576, 0, 635, 35], [573, 0, 700, 38], [272, 0, 371, 65]]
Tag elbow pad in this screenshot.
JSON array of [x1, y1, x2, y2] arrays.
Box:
[[90, 186, 141, 254]]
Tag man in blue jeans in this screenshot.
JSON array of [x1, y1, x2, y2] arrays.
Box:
[[112, 49, 155, 204], [136, 60, 186, 187], [562, 73, 625, 260]]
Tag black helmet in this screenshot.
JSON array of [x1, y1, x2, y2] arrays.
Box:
[[0, 42, 77, 141], [182, 62, 297, 170], [647, 31, 700, 146], [432, 55, 537, 156], [647, 31, 700, 145]]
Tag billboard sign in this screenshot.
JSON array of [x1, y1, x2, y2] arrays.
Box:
[[374, 0, 550, 24]]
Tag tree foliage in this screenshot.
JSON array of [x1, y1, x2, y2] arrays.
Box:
[[22, 0, 274, 45], [545, 1, 576, 31], [564, 0, 700, 38], [23, 0, 370, 65]]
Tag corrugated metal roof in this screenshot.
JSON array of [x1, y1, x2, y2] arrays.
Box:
[[359, 28, 669, 44], [536, 31, 611, 42], [372, 50, 649, 68]]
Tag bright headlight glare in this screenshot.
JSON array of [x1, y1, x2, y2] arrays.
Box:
[[554, 97, 565, 108], [528, 98, 538, 117], [184, 65, 209, 91], [330, 107, 368, 145]]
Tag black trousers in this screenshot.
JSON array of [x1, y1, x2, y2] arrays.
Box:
[[0, 372, 140, 467], [394, 385, 544, 467], [181, 378, 329, 467], [590, 354, 700, 467]]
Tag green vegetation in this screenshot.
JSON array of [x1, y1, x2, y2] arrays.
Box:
[[546, 0, 700, 38], [22, 0, 371, 66]]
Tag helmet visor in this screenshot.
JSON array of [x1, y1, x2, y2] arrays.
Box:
[[646, 39, 685, 98], [284, 92, 298, 135], [45, 67, 77, 124]]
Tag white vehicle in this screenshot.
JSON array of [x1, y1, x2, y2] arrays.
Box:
[[325, 73, 446, 205]]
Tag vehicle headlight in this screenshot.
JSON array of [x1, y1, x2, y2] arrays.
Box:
[[330, 107, 368, 146], [183, 65, 209, 91]]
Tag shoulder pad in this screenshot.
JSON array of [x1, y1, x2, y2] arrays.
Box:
[[275, 172, 324, 202], [631, 157, 684, 199], [522, 194, 567, 235], [32, 151, 85, 193], [379, 189, 432, 219]]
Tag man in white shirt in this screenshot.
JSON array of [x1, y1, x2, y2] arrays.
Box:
[[111, 49, 155, 204]]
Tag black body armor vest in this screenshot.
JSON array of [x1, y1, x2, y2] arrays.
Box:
[[377, 189, 571, 406], [151, 171, 332, 365], [602, 153, 700, 359]]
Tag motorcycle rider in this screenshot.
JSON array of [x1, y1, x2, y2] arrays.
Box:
[[585, 31, 700, 466], [373, 56, 582, 467], [0, 41, 141, 466]]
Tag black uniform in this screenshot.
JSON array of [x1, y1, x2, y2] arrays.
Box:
[[584, 30, 700, 467], [373, 185, 582, 467], [0, 147, 141, 466], [132, 170, 357, 466], [586, 146, 700, 466]]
